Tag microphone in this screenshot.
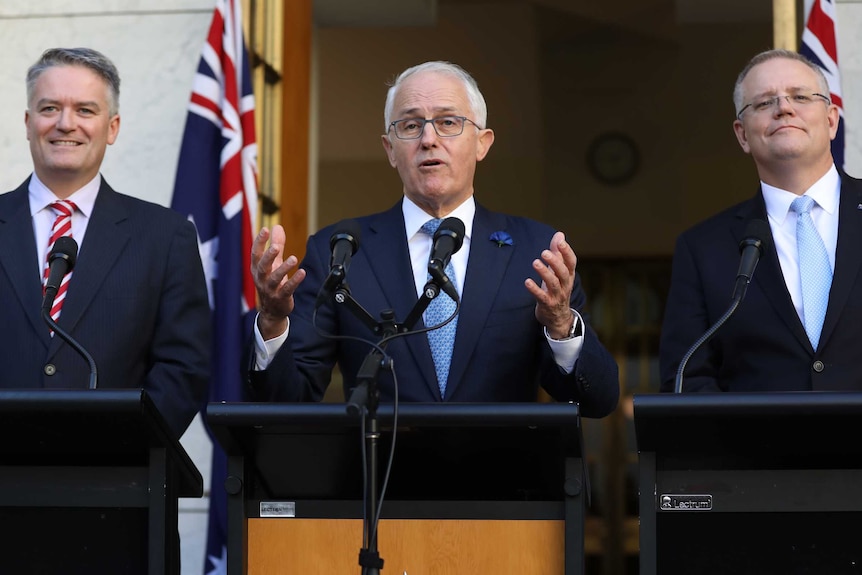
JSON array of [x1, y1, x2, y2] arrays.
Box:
[[315, 219, 361, 308], [731, 219, 772, 302], [42, 236, 78, 314], [426, 217, 465, 301], [674, 219, 772, 393], [39, 237, 99, 390]]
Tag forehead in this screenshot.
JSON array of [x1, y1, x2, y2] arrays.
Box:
[[31, 65, 109, 103], [392, 71, 470, 116], [742, 58, 820, 96]]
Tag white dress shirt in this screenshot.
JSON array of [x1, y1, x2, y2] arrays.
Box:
[[29, 172, 101, 276]]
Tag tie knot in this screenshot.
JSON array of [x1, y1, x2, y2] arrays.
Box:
[[420, 218, 443, 236], [791, 195, 815, 215], [50, 200, 77, 218]]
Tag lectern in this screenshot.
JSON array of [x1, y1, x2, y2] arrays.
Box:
[[207, 402, 586, 575], [635, 392, 862, 575], [0, 389, 203, 574]]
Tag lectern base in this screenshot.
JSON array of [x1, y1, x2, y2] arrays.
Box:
[[248, 518, 564, 574], [2, 507, 147, 574], [657, 512, 862, 575]]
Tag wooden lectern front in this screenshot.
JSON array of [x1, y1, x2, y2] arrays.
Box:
[[207, 402, 587, 574]]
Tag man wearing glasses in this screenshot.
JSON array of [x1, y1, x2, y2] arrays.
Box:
[[659, 49, 862, 393], [247, 61, 619, 417]]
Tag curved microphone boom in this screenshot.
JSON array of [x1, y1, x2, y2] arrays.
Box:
[[426, 217, 465, 301], [316, 219, 362, 308], [40, 237, 98, 390], [674, 219, 772, 393]]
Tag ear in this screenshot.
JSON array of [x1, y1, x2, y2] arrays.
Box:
[[733, 119, 751, 154], [24, 110, 31, 141], [475, 128, 495, 162], [381, 134, 397, 167], [827, 104, 840, 140], [107, 114, 121, 145]]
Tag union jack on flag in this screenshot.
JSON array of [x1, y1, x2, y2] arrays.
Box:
[[170, 0, 258, 573], [800, 0, 844, 169]]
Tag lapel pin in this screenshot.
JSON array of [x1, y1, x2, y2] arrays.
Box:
[[857, 204, 862, 210]]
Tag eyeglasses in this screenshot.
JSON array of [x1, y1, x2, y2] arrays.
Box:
[[388, 116, 480, 140], [737, 92, 831, 120]]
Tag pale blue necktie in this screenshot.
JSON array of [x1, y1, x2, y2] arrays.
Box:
[[420, 219, 458, 398], [790, 195, 833, 349]]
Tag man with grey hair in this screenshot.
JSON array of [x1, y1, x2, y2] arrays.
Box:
[[660, 48, 862, 393], [0, 47, 210, 434], [0, 45, 210, 574], [246, 60, 618, 417]]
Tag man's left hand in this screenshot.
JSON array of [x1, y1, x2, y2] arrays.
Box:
[[526, 231, 577, 339]]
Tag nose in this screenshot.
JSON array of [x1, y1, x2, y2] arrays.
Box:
[[55, 109, 76, 132], [419, 120, 438, 146], [774, 95, 796, 116]]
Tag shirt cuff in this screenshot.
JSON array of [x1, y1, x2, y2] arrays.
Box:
[[544, 309, 584, 374], [253, 312, 290, 371]]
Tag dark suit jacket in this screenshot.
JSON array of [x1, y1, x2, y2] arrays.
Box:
[[659, 172, 862, 393], [250, 201, 619, 417], [0, 178, 211, 436]]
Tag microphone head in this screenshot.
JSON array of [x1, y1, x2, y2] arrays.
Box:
[[739, 219, 772, 256], [330, 219, 361, 255], [435, 217, 466, 254], [50, 236, 79, 271]]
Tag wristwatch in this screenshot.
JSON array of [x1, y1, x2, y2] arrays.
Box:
[[549, 314, 582, 341]]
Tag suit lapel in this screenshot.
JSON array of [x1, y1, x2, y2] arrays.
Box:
[[735, 191, 812, 352], [362, 204, 440, 398], [49, 181, 131, 357], [818, 173, 862, 350], [444, 206, 512, 399], [0, 182, 51, 347]]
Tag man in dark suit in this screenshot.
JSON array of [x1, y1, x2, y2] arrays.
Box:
[[0, 47, 210, 437], [660, 49, 859, 393], [247, 61, 618, 417]]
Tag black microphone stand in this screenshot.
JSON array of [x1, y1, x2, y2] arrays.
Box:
[[331, 281, 439, 575], [41, 309, 98, 390], [674, 233, 767, 393]]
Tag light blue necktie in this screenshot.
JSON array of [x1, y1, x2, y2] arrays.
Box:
[[420, 219, 458, 398], [790, 195, 833, 349]]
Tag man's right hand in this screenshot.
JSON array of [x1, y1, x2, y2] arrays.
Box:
[[251, 225, 306, 340]]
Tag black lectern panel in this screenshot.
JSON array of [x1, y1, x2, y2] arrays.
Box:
[[208, 402, 586, 575], [0, 389, 203, 575], [634, 392, 862, 575]]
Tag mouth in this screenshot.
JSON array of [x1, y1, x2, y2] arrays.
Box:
[[419, 159, 444, 168], [770, 124, 802, 135], [50, 139, 83, 147]]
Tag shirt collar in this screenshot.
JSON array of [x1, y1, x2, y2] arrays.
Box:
[[762, 164, 840, 223], [402, 195, 475, 241], [28, 172, 101, 219]]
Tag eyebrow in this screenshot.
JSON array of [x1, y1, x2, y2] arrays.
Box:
[[397, 106, 459, 118], [35, 98, 103, 110], [749, 86, 814, 99]]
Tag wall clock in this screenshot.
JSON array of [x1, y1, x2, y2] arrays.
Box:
[[586, 131, 640, 185]]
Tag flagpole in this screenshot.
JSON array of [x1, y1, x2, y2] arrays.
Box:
[[773, 0, 797, 50]]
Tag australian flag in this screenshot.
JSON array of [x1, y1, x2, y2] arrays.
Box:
[[800, 0, 844, 169], [170, 1, 258, 573]]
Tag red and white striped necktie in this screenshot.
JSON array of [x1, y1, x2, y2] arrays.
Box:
[[43, 200, 77, 322]]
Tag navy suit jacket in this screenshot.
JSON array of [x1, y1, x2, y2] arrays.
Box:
[[0, 178, 211, 436], [250, 201, 619, 417], [660, 172, 862, 393]]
